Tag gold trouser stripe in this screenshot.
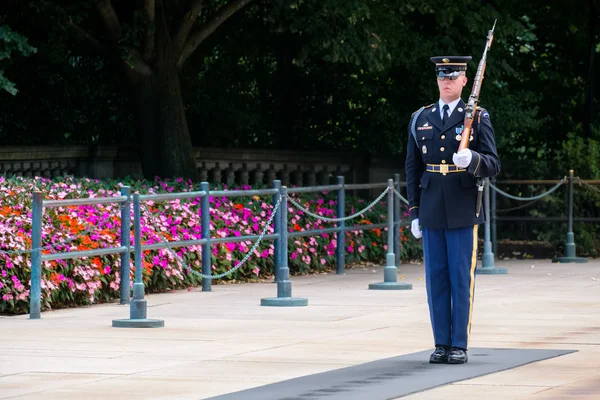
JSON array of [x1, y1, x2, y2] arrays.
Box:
[[467, 225, 479, 346]]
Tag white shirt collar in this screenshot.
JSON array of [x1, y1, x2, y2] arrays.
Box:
[[439, 98, 461, 119]]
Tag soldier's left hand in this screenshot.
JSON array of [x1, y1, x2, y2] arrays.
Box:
[[452, 149, 472, 168]]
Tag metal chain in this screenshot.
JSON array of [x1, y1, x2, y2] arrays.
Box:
[[286, 187, 389, 223], [495, 198, 545, 213], [489, 177, 566, 201], [393, 188, 409, 205], [140, 195, 282, 280]]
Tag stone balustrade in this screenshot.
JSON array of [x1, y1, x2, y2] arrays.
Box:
[[0, 145, 403, 188]]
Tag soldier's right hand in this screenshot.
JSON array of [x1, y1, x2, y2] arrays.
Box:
[[411, 219, 422, 239]]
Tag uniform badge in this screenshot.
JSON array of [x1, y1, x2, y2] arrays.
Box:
[[455, 127, 463, 134], [458, 107, 464, 112], [417, 122, 433, 131], [470, 135, 474, 141], [422, 145, 427, 154], [456, 134, 462, 141], [432, 108, 437, 112]]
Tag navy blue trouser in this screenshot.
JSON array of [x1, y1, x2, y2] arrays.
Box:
[[422, 225, 479, 350]]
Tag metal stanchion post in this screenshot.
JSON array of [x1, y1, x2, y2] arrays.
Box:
[[477, 178, 508, 274], [336, 176, 345, 275], [29, 192, 43, 319], [261, 186, 308, 306], [491, 176, 497, 256], [201, 182, 212, 290], [394, 173, 401, 268], [369, 179, 412, 290], [272, 180, 282, 282], [112, 193, 164, 328], [119, 186, 131, 305], [553, 170, 588, 263]]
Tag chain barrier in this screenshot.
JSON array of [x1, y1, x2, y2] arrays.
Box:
[[393, 188, 409, 205], [494, 198, 547, 213], [140, 194, 282, 280], [489, 177, 566, 202], [286, 187, 389, 223]]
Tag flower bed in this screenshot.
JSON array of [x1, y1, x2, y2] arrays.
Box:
[[0, 176, 421, 315]]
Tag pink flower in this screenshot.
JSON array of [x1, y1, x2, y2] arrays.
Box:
[[252, 267, 260, 276], [320, 258, 326, 265], [348, 246, 354, 252]]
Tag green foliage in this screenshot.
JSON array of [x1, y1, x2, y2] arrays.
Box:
[[494, 132, 600, 257], [267, 0, 392, 72], [1, 0, 596, 158], [0, 25, 37, 95]]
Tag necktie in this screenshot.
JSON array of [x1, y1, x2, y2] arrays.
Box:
[[442, 104, 449, 125]]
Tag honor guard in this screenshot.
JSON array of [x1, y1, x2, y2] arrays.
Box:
[[405, 55, 501, 364]]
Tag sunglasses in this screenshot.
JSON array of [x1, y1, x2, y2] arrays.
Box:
[[436, 75, 462, 81]]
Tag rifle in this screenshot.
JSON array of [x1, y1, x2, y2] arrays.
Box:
[[459, 20, 497, 217], [459, 19, 496, 152]]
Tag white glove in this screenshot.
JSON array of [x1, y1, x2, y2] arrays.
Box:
[[452, 149, 472, 168], [411, 219, 422, 239]]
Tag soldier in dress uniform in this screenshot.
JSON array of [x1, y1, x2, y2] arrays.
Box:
[[405, 56, 500, 364]]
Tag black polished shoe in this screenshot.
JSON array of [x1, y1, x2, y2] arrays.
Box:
[[447, 347, 468, 364], [429, 345, 450, 364]]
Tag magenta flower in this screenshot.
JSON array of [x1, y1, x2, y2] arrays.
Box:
[[0, 175, 394, 315]]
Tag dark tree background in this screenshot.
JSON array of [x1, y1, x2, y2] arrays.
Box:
[[0, 0, 598, 179]]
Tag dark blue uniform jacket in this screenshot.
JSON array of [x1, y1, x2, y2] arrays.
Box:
[[405, 99, 501, 229]]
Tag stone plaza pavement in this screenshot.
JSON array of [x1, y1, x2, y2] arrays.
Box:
[[0, 259, 599, 399]]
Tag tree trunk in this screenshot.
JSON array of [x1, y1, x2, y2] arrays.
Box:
[[131, 1, 200, 180]]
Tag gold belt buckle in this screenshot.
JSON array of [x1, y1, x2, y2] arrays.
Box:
[[439, 164, 449, 176]]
